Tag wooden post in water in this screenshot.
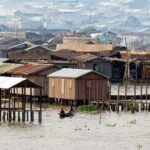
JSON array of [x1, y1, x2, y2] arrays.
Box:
[[39, 88, 42, 123], [108, 82, 111, 111], [18, 111, 20, 122], [2, 112, 6, 122], [133, 81, 136, 112], [8, 89, 11, 122], [116, 84, 120, 112], [22, 86, 25, 122], [31, 111, 34, 122], [0, 89, 1, 122], [134, 82, 136, 101], [13, 88, 16, 121], [30, 88, 34, 122], [146, 81, 148, 111], [140, 81, 143, 111], [125, 81, 127, 101], [27, 110, 29, 122]]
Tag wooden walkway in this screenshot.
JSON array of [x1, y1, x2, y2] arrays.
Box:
[[91, 99, 150, 112]]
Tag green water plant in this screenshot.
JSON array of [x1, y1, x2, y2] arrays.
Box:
[[78, 104, 97, 112], [137, 144, 142, 149], [127, 119, 136, 124]]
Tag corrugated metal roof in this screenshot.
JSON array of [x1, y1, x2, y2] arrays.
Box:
[[0, 76, 42, 89], [53, 49, 83, 60], [0, 58, 9, 63], [48, 68, 92, 78], [9, 64, 57, 75], [7, 41, 36, 50], [25, 45, 51, 51], [73, 53, 97, 62], [0, 76, 26, 89], [103, 57, 126, 62], [0, 63, 23, 74]]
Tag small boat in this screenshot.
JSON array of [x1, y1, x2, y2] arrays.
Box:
[[59, 108, 74, 118], [60, 112, 74, 118]]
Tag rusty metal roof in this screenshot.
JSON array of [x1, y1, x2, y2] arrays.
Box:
[[8, 64, 58, 75], [25, 45, 51, 51], [0, 63, 23, 74], [7, 41, 36, 50], [73, 53, 98, 62], [53, 49, 84, 60]]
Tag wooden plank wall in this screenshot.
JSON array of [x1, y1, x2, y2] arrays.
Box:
[[48, 72, 109, 101], [49, 78, 76, 100]]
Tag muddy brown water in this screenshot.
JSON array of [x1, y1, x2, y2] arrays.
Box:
[[0, 104, 150, 150]]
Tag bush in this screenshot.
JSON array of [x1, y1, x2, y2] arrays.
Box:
[[78, 105, 97, 112]]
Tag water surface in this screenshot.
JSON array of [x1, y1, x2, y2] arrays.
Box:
[[0, 105, 150, 150]]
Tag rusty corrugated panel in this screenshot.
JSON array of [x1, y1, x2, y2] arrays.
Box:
[[53, 49, 84, 60], [73, 53, 97, 62], [0, 63, 23, 74], [8, 64, 56, 75]]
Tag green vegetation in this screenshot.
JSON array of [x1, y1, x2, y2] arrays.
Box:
[[123, 79, 133, 84], [105, 123, 116, 127], [127, 119, 136, 124], [78, 105, 97, 112], [137, 144, 142, 149]]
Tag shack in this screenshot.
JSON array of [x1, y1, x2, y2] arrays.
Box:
[[0, 76, 42, 123], [8, 64, 60, 101], [48, 68, 109, 105], [73, 53, 112, 78]]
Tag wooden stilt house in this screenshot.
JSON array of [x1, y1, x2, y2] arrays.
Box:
[[7, 64, 60, 99], [48, 68, 109, 103]]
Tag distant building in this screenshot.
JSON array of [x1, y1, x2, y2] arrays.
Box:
[[0, 38, 21, 58], [8, 45, 65, 62], [96, 31, 117, 44], [63, 36, 99, 44], [56, 43, 113, 53]]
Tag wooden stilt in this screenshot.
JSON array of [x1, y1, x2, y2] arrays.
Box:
[[31, 111, 34, 122], [2, 112, 6, 122], [39, 88, 42, 123], [0, 89, 1, 122], [8, 89, 11, 122], [146, 81, 148, 111], [116, 84, 120, 112], [27, 110, 29, 122], [18, 111, 20, 122], [30, 88, 33, 122], [140, 80, 143, 110]]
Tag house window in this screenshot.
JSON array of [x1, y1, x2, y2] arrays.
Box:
[[61, 79, 65, 94], [52, 79, 55, 87], [69, 80, 72, 89]]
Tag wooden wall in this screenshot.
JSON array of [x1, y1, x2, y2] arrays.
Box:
[[48, 77, 76, 100], [11, 67, 59, 96], [48, 72, 109, 101], [75, 73, 109, 101]]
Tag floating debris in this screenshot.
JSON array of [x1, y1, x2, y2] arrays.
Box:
[[137, 144, 142, 149], [105, 123, 116, 127], [127, 119, 136, 124]]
